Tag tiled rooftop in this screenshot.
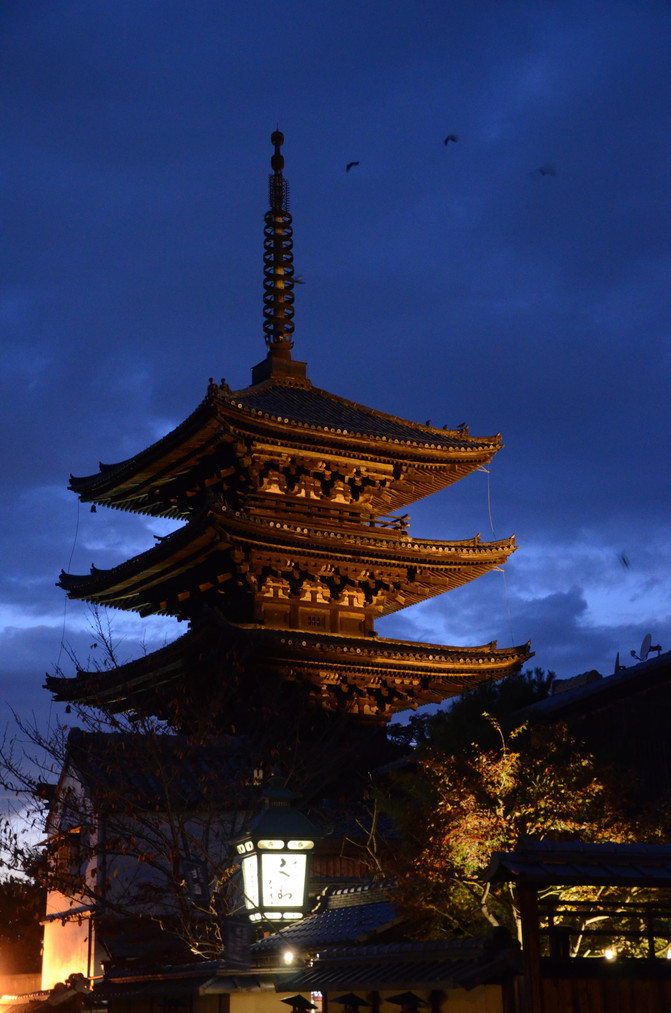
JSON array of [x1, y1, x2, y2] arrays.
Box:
[[251, 884, 400, 957], [281, 930, 520, 992], [486, 838, 671, 887], [229, 382, 484, 450]]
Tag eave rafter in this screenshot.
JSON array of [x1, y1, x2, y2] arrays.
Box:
[[68, 377, 502, 520], [68, 393, 226, 512], [58, 506, 516, 619], [44, 620, 533, 722]]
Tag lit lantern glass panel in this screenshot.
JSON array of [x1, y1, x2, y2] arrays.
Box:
[[242, 854, 259, 909], [260, 852, 307, 909]]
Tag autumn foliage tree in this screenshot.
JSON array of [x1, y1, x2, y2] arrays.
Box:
[[381, 671, 668, 950]]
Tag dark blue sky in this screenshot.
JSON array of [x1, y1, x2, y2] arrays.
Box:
[[1, 0, 670, 733]]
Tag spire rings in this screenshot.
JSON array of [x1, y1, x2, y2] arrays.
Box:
[[263, 206, 295, 349]]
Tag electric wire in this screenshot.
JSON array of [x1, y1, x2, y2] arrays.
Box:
[[479, 464, 515, 647], [55, 498, 81, 677]]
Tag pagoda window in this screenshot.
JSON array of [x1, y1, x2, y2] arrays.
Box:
[[330, 480, 348, 504], [304, 612, 327, 630]]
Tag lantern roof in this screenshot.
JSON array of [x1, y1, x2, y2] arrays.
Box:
[[239, 772, 321, 845]]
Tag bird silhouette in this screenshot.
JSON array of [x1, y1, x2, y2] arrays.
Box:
[[538, 164, 556, 176], [444, 134, 458, 145], [618, 552, 631, 570], [346, 161, 359, 172]]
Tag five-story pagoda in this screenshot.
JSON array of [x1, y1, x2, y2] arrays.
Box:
[[47, 132, 531, 727]]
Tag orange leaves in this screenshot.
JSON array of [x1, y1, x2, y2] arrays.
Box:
[[385, 717, 645, 939]]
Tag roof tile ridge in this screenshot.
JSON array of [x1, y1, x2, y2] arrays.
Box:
[[369, 635, 517, 655], [240, 515, 516, 554], [272, 628, 532, 658], [328, 880, 391, 897], [297, 383, 502, 445], [318, 936, 486, 960], [229, 375, 313, 399], [326, 885, 393, 909], [198, 620, 531, 656], [382, 531, 517, 552], [227, 379, 500, 448]]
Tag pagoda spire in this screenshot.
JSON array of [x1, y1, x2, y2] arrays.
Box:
[[263, 130, 295, 356]]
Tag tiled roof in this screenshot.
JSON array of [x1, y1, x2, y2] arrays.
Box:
[[91, 966, 289, 1001], [1, 998, 52, 1013], [45, 619, 531, 711], [227, 381, 496, 451], [521, 650, 671, 721], [486, 838, 671, 887], [251, 884, 401, 957], [56, 504, 516, 616], [68, 375, 500, 506], [280, 930, 520, 992]]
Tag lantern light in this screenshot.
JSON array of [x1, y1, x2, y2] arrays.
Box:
[[235, 770, 322, 923]]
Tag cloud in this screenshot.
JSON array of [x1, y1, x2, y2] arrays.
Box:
[[1, 1, 670, 734]]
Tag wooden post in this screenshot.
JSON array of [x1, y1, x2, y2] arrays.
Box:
[[518, 883, 544, 1013]]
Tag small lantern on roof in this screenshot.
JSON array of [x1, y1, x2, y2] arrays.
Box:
[[280, 996, 317, 1013], [235, 770, 321, 923], [387, 994, 428, 1013], [332, 995, 372, 1013]]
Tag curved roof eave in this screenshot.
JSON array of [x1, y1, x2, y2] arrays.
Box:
[[57, 508, 517, 605], [68, 378, 502, 504], [44, 621, 533, 705]]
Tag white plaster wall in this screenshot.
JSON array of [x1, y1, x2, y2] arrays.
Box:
[[41, 912, 91, 990]]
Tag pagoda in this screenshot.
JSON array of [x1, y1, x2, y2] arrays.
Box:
[[47, 132, 531, 726]]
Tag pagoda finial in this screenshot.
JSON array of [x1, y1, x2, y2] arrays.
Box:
[[263, 130, 295, 354]]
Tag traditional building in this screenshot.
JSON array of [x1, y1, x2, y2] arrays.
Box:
[[46, 131, 530, 726]]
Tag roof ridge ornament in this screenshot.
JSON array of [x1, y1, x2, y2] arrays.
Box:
[[263, 130, 295, 355]]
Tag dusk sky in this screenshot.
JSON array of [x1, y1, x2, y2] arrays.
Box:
[[1, 0, 670, 737]]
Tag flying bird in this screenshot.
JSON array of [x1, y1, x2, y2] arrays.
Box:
[[618, 552, 631, 570], [538, 164, 556, 176], [443, 134, 458, 145], [346, 161, 359, 172]]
